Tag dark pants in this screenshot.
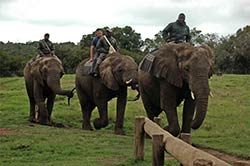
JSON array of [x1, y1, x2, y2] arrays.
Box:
[[92, 53, 107, 74]]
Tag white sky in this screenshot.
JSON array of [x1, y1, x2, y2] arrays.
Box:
[[0, 0, 249, 43]]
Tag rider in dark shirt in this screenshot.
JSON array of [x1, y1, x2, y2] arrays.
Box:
[[89, 28, 103, 62], [37, 33, 55, 56], [92, 28, 118, 77], [162, 13, 191, 43]]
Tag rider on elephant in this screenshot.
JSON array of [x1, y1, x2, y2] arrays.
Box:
[[37, 33, 55, 56], [89, 28, 103, 75], [92, 28, 119, 77], [32, 33, 58, 62], [162, 13, 191, 43]]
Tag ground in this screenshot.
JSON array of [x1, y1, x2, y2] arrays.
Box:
[[1, 127, 249, 165]]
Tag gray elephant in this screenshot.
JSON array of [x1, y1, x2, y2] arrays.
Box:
[[139, 43, 213, 136], [75, 53, 138, 135], [24, 56, 74, 125]]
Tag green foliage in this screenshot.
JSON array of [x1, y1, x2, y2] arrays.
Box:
[[112, 26, 143, 52], [190, 27, 220, 48], [214, 26, 250, 74], [143, 31, 165, 53], [1, 25, 250, 77], [55, 42, 88, 74], [0, 42, 35, 77]]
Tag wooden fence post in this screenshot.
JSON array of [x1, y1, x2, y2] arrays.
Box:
[[180, 133, 192, 166], [152, 134, 164, 166], [134, 116, 145, 160]]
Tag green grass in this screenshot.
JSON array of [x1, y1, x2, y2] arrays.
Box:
[[0, 74, 249, 165]]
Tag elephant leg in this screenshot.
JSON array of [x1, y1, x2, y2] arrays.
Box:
[[115, 88, 127, 135], [181, 98, 195, 133], [163, 107, 180, 137], [94, 101, 108, 130], [141, 88, 161, 120], [161, 83, 180, 137], [81, 103, 95, 130], [28, 97, 36, 122], [25, 82, 36, 122], [76, 87, 95, 130], [34, 82, 49, 125], [37, 102, 49, 125], [47, 93, 56, 122]]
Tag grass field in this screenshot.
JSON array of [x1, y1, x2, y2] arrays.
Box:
[[0, 74, 249, 166]]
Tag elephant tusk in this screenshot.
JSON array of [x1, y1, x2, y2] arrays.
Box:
[[209, 92, 214, 97], [191, 91, 195, 100], [126, 79, 133, 85]]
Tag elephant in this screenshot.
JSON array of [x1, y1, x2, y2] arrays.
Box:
[[138, 43, 213, 136], [75, 52, 139, 135], [23, 56, 74, 125]]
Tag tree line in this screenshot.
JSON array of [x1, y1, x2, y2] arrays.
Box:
[[0, 25, 249, 77]]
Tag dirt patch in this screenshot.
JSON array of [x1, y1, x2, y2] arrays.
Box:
[[164, 145, 250, 164], [196, 146, 250, 164], [0, 128, 21, 135], [98, 156, 127, 165]]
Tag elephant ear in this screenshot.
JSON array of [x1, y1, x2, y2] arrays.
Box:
[[100, 66, 119, 91], [198, 45, 214, 78], [152, 45, 183, 87], [30, 60, 44, 86]]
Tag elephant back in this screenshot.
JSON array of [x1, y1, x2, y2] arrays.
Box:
[[29, 56, 61, 67], [76, 58, 93, 76]]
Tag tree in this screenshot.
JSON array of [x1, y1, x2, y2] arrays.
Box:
[[190, 27, 220, 48], [112, 26, 143, 52], [214, 26, 250, 74]]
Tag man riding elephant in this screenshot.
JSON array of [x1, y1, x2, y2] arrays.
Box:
[[32, 33, 59, 61], [92, 28, 119, 77], [162, 13, 191, 43], [37, 33, 55, 57]]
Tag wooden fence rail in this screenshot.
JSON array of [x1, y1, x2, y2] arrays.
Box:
[[134, 116, 249, 166]]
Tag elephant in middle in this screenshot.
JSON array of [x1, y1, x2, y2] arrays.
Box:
[[75, 53, 138, 135], [139, 43, 213, 136]]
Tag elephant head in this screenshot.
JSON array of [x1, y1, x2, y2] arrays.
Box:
[[30, 57, 74, 98], [99, 53, 138, 91], [152, 43, 213, 130]]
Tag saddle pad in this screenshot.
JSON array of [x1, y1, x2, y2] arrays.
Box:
[[139, 49, 158, 73]]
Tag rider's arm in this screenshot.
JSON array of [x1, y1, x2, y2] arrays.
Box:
[[162, 23, 173, 42]]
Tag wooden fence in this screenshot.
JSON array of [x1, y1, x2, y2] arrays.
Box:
[[134, 116, 250, 166]]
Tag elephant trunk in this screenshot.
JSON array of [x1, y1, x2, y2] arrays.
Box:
[[47, 77, 74, 98], [191, 77, 209, 129], [191, 97, 208, 129]]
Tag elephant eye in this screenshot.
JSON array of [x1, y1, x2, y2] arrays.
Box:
[[118, 68, 123, 73]]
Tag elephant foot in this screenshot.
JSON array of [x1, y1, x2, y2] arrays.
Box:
[[164, 125, 180, 137], [29, 117, 37, 123], [93, 118, 108, 130], [39, 121, 52, 126], [38, 118, 51, 126], [82, 124, 93, 131], [114, 128, 126, 135]]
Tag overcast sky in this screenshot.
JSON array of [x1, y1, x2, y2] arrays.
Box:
[[0, 0, 249, 43]]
